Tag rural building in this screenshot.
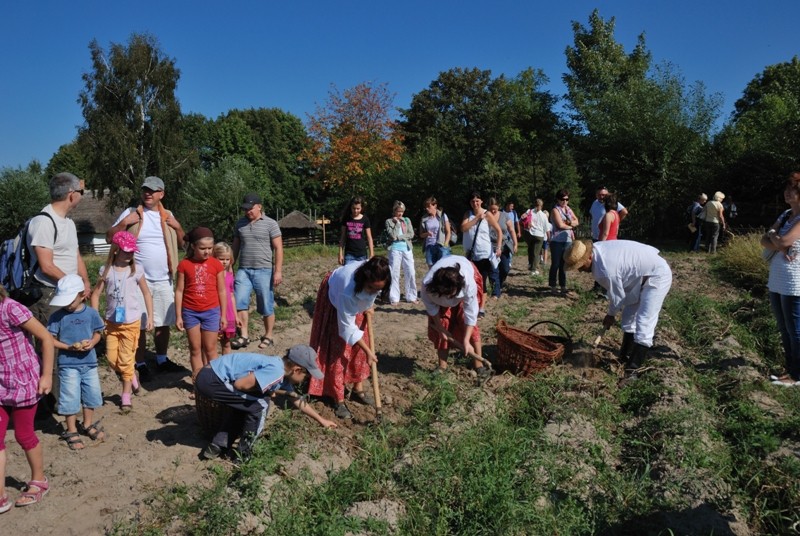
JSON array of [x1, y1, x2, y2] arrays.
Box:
[[278, 210, 323, 247]]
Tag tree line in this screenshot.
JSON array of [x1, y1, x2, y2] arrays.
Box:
[[3, 9, 798, 243]]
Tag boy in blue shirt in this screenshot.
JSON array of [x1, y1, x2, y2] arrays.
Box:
[[48, 274, 106, 450], [194, 344, 336, 460]]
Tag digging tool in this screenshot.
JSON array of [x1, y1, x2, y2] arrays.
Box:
[[593, 326, 609, 347], [366, 310, 383, 423], [444, 334, 493, 371]]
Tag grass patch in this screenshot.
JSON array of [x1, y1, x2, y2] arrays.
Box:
[[713, 232, 768, 292]]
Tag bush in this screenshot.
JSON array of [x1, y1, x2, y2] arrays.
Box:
[[0, 168, 50, 239], [714, 232, 768, 291]]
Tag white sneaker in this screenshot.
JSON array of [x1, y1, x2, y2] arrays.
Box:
[[530, 270, 540, 276]]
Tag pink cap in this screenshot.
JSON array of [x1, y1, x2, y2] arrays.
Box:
[[112, 231, 139, 253]]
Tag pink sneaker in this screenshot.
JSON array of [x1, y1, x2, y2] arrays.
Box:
[[121, 392, 132, 412], [131, 372, 140, 395]]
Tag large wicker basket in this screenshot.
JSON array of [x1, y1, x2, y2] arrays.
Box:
[[195, 388, 227, 437], [495, 320, 569, 376]]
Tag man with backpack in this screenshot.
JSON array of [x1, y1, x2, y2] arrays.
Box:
[[26, 172, 91, 325], [106, 176, 186, 381]]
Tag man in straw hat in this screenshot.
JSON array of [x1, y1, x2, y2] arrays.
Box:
[[564, 239, 673, 372]]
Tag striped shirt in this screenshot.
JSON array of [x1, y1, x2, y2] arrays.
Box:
[[235, 215, 282, 268], [0, 298, 41, 406]]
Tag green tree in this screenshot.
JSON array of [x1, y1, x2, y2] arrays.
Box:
[[713, 57, 800, 208], [79, 33, 192, 210], [564, 10, 720, 237], [44, 139, 89, 184], [0, 168, 50, 239], [179, 157, 269, 242]]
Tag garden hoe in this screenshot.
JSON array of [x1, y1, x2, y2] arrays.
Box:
[[366, 310, 383, 424]]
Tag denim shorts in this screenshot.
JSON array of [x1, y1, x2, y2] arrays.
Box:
[[182, 306, 221, 331], [235, 268, 274, 316], [58, 365, 103, 415]]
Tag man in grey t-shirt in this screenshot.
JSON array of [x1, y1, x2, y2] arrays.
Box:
[[27, 172, 91, 325], [232, 193, 283, 350]]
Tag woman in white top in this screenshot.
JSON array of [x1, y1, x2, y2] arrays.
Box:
[[762, 172, 800, 385], [385, 201, 418, 304], [702, 191, 727, 254], [522, 198, 549, 275], [460, 192, 502, 308], [420, 255, 490, 380]]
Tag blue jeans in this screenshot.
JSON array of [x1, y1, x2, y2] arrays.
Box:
[[425, 244, 451, 267], [770, 292, 800, 380], [344, 254, 367, 264], [58, 365, 103, 415], [235, 268, 274, 316], [549, 241, 569, 288]]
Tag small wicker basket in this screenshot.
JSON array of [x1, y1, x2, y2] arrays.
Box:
[[195, 388, 227, 437], [495, 320, 569, 376]]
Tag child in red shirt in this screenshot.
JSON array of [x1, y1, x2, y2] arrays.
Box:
[[175, 227, 227, 376]]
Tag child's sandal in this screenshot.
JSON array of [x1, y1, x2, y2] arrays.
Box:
[[258, 336, 274, 349], [14, 478, 49, 507], [78, 419, 106, 441], [61, 431, 85, 450]]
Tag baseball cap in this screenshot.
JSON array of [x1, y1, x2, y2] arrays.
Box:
[[112, 231, 139, 253], [50, 274, 85, 307], [287, 344, 323, 379], [142, 176, 165, 191], [241, 193, 262, 210]]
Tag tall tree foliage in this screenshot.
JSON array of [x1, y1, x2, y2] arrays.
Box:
[[79, 33, 191, 210], [401, 67, 578, 210], [0, 168, 50, 239], [303, 82, 404, 212], [564, 10, 720, 238], [714, 57, 800, 211]]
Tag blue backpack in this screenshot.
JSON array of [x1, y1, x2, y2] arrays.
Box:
[[0, 212, 57, 306]]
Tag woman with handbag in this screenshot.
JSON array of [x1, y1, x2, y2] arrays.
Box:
[[549, 189, 579, 295], [460, 192, 503, 314], [419, 196, 452, 268], [761, 172, 800, 386]]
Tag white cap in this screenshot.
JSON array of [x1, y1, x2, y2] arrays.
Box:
[[50, 274, 84, 307]]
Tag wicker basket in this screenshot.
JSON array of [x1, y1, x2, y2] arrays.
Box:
[[495, 320, 569, 376], [195, 388, 227, 437]]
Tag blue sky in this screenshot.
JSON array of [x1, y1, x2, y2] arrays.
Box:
[[1, 1, 797, 169]]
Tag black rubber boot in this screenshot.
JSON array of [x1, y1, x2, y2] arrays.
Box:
[[619, 332, 635, 362], [235, 432, 257, 461], [626, 343, 649, 372]]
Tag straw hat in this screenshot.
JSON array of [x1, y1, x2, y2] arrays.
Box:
[[564, 240, 593, 271]]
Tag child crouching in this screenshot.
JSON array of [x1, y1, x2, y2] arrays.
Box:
[[48, 274, 106, 450], [195, 345, 336, 460]]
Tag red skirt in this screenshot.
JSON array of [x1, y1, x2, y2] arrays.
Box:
[[307, 271, 371, 402], [427, 262, 484, 349]]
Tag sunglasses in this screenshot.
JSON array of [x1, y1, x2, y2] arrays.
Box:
[[559, 197, 569, 201], [72, 189, 85, 196]]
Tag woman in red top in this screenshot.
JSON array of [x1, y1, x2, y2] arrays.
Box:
[[598, 192, 620, 241], [175, 227, 227, 376]]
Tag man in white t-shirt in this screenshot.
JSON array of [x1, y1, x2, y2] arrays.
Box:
[[106, 176, 185, 382], [590, 186, 628, 241], [27, 172, 91, 325]]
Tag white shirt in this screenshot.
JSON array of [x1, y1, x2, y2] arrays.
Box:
[[462, 212, 492, 260], [590, 199, 626, 240], [420, 256, 479, 326], [113, 208, 170, 281], [28, 204, 80, 287], [591, 240, 671, 316], [528, 209, 549, 238], [327, 261, 379, 346]]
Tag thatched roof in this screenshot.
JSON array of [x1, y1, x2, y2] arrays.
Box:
[[69, 190, 122, 234], [278, 210, 322, 230]]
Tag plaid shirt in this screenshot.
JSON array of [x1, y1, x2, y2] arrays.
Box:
[[0, 298, 41, 407]]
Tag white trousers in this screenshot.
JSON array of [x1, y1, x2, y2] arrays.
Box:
[[388, 248, 418, 303], [620, 272, 672, 347]]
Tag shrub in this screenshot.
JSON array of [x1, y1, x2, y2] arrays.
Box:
[[714, 232, 768, 291]]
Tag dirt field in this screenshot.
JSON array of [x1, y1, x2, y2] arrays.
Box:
[[3, 249, 706, 534]]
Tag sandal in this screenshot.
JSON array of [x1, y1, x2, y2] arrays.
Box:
[[61, 431, 84, 450], [258, 336, 274, 349], [15, 478, 49, 507], [0, 494, 12, 514], [230, 336, 250, 350], [78, 419, 106, 442]]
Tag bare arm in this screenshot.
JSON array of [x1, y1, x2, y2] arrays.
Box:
[[174, 272, 185, 331], [618, 207, 629, 221], [272, 235, 283, 286], [366, 228, 374, 258], [105, 211, 139, 243], [599, 212, 613, 241], [217, 271, 227, 331], [90, 279, 104, 311], [138, 277, 154, 331], [232, 235, 241, 264], [22, 317, 54, 395], [338, 225, 347, 265]]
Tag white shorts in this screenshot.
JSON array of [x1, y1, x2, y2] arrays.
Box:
[[138, 279, 176, 329]]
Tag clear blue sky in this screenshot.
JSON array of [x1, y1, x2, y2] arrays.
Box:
[[1, 0, 797, 169]]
